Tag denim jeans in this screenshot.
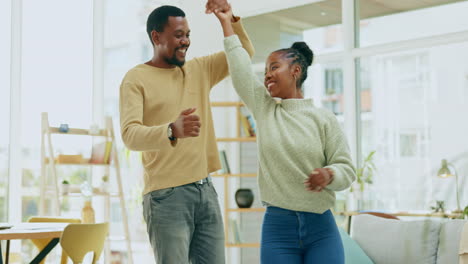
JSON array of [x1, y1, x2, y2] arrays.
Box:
[[142, 180, 225, 264], [261, 206, 344, 264]]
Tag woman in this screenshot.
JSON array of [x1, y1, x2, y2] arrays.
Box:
[[213, 5, 356, 264]]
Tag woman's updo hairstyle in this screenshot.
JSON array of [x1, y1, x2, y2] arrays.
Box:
[[275, 42, 314, 90]]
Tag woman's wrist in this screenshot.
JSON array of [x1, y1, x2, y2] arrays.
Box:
[[221, 21, 234, 37], [326, 168, 335, 185]]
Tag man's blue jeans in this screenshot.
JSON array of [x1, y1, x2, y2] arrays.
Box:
[[261, 206, 344, 264], [142, 180, 225, 264]]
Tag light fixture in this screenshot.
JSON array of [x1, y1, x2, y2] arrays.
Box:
[[437, 159, 461, 212]]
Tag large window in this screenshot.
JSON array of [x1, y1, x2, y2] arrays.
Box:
[[306, 63, 344, 116], [19, 0, 93, 259], [359, 42, 468, 211], [21, 0, 93, 219], [0, 0, 11, 222]]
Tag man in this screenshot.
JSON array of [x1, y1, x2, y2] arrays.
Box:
[[119, 2, 254, 263]]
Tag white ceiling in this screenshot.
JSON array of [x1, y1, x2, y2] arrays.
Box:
[[244, 0, 466, 31]]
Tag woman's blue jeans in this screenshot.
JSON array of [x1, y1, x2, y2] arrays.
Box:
[[261, 206, 344, 264]]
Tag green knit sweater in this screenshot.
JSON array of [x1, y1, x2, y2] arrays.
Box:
[[224, 35, 356, 213]]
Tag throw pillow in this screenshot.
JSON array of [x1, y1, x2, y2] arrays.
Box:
[[351, 214, 441, 264], [437, 220, 467, 264], [338, 227, 374, 264]]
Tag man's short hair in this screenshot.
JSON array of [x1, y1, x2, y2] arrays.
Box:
[[146, 5, 186, 45]]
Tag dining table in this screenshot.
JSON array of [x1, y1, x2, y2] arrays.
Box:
[[0, 222, 69, 264]]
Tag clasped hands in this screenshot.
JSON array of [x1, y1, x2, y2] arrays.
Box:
[[205, 0, 230, 14], [304, 168, 334, 192]]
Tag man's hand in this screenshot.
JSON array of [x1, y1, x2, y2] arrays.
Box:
[[172, 108, 201, 138], [304, 168, 334, 192], [205, 0, 229, 14]]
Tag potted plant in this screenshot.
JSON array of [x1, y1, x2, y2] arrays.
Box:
[[349, 151, 376, 210], [101, 175, 109, 193], [61, 180, 70, 195], [351, 150, 376, 193]]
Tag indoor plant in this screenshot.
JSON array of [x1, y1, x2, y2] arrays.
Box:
[[351, 150, 376, 193], [61, 180, 70, 195], [101, 175, 109, 192], [348, 151, 376, 210]]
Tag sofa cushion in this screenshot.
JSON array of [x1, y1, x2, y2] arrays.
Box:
[[461, 222, 468, 264], [338, 227, 374, 264], [437, 220, 467, 264], [351, 214, 441, 264]]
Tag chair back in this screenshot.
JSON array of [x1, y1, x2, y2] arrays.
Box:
[[28, 216, 81, 264], [60, 222, 109, 264]]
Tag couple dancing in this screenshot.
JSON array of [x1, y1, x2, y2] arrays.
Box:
[[119, 1, 355, 263]]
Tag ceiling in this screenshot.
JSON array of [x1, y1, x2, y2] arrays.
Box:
[[249, 0, 466, 32]]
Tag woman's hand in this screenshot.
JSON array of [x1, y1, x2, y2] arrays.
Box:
[[304, 168, 334, 192], [213, 3, 233, 24], [211, 3, 234, 37]]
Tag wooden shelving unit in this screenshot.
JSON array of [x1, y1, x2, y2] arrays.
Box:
[[39, 112, 133, 264], [211, 102, 261, 249]]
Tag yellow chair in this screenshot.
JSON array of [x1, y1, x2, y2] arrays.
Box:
[[60, 222, 109, 264], [28, 216, 82, 264]]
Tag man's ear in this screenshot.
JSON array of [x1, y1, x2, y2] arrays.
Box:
[[151, 30, 160, 45]]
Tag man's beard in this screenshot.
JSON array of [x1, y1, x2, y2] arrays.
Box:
[[165, 54, 185, 67]]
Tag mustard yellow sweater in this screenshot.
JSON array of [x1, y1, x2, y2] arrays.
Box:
[[120, 21, 254, 195]]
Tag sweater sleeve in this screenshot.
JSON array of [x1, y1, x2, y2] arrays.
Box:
[[119, 81, 174, 151], [196, 20, 255, 89], [224, 35, 270, 117], [323, 112, 356, 191]]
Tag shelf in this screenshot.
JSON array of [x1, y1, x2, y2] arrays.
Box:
[[211, 102, 244, 107], [217, 137, 256, 142], [44, 158, 111, 166], [53, 162, 110, 166], [49, 189, 119, 198], [212, 173, 257, 178], [41, 113, 133, 264], [61, 192, 119, 198], [225, 243, 260, 248], [49, 127, 109, 137], [227, 208, 265, 213]]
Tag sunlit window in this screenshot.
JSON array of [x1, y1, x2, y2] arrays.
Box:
[[0, 0, 11, 223]]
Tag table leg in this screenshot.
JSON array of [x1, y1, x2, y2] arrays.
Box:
[[0, 240, 3, 264], [29, 238, 59, 264], [5, 241, 9, 264], [347, 215, 353, 234]]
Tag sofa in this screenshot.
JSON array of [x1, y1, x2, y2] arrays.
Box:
[[345, 214, 468, 264]]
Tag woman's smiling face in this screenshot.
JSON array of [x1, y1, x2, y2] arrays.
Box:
[[264, 51, 300, 99]]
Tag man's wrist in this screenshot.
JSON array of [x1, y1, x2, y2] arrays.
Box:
[[168, 123, 177, 141]]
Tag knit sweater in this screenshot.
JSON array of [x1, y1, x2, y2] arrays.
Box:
[[120, 21, 254, 195], [224, 35, 356, 213]]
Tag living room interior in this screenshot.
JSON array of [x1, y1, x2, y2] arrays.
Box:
[[1, 0, 468, 263]]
